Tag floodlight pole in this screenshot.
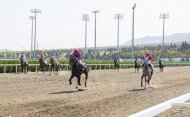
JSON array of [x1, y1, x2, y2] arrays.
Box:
[[131, 4, 136, 60], [82, 14, 89, 55], [29, 16, 35, 51], [114, 14, 123, 59], [31, 9, 41, 59], [92, 10, 100, 61], [160, 13, 169, 51]]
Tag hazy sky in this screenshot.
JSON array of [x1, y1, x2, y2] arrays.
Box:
[[0, 0, 190, 50]]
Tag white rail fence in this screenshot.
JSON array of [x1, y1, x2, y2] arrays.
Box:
[[129, 93, 190, 117], [0, 64, 133, 73], [0, 63, 190, 73]]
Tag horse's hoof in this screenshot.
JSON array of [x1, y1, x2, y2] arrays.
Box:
[[69, 82, 72, 85], [78, 83, 81, 85]]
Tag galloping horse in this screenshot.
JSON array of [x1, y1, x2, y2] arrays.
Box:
[[141, 63, 153, 88], [20, 59, 29, 73], [37, 58, 49, 73], [49, 57, 60, 75], [69, 55, 90, 88], [134, 64, 141, 73], [159, 60, 164, 72], [114, 58, 120, 71]]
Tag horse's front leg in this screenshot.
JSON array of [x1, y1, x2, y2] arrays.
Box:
[[24, 66, 27, 74], [49, 66, 52, 75], [144, 76, 147, 87], [26, 65, 29, 73], [77, 75, 81, 86], [37, 66, 41, 73], [84, 72, 88, 87], [69, 74, 74, 85], [141, 75, 143, 87]]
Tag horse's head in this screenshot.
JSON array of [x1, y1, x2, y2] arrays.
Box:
[[69, 55, 77, 65]]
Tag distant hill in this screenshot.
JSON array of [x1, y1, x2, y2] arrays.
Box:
[[122, 32, 190, 46]]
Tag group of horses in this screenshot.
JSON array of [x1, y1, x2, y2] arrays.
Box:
[[20, 57, 60, 75], [20, 56, 164, 89], [20, 55, 91, 89], [114, 59, 164, 88]]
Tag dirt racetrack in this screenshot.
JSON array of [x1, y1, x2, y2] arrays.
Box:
[[0, 66, 190, 117]]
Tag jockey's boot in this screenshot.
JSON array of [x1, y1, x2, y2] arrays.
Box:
[[79, 64, 84, 71]]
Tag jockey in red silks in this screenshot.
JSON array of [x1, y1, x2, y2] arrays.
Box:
[[71, 49, 86, 70], [141, 53, 154, 70]]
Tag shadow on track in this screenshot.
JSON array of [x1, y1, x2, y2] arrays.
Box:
[[128, 88, 146, 92], [49, 89, 87, 94]]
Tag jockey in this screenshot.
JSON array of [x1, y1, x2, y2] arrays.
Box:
[[51, 56, 58, 65], [71, 49, 86, 70], [141, 53, 154, 70], [134, 58, 139, 67], [135, 58, 138, 64], [20, 54, 27, 64], [39, 53, 47, 65]]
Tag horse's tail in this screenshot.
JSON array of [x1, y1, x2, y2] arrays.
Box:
[[86, 66, 91, 72]]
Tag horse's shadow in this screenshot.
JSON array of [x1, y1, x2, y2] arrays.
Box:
[[128, 88, 146, 92], [49, 89, 86, 94]]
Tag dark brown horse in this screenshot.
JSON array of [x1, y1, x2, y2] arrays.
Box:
[[37, 58, 49, 73], [20, 59, 29, 73], [114, 58, 120, 71], [69, 55, 90, 89], [134, 64, 141, 73], [49, 57, 60, 75], [159, 60, 164, 72], [134, 59, 141, 73]]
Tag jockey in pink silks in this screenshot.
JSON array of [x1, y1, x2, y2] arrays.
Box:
[[71, 49, 86, 70]]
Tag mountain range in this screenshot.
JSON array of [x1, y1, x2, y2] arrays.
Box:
[[122, 32, 190, 46]]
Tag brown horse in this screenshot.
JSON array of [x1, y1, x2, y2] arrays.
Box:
[[49, 57, 60, 75], [159, 60, 164, 72], [135, 64, 141, 73], [114, 58, 120, 71], [20, 59, 29, 73], [37, 58, 49, 73]]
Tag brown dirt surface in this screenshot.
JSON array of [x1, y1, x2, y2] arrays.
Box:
[[0, 66, 190, 117]]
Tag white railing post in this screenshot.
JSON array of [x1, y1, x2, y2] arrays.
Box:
[[16, 65, 17, 73], [36, 65, 38, 72], [129, 93, 190, 117], [4, 66, 6, 73]]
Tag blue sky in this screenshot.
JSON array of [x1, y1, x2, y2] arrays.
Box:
[[0, 0, 190, 50]]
